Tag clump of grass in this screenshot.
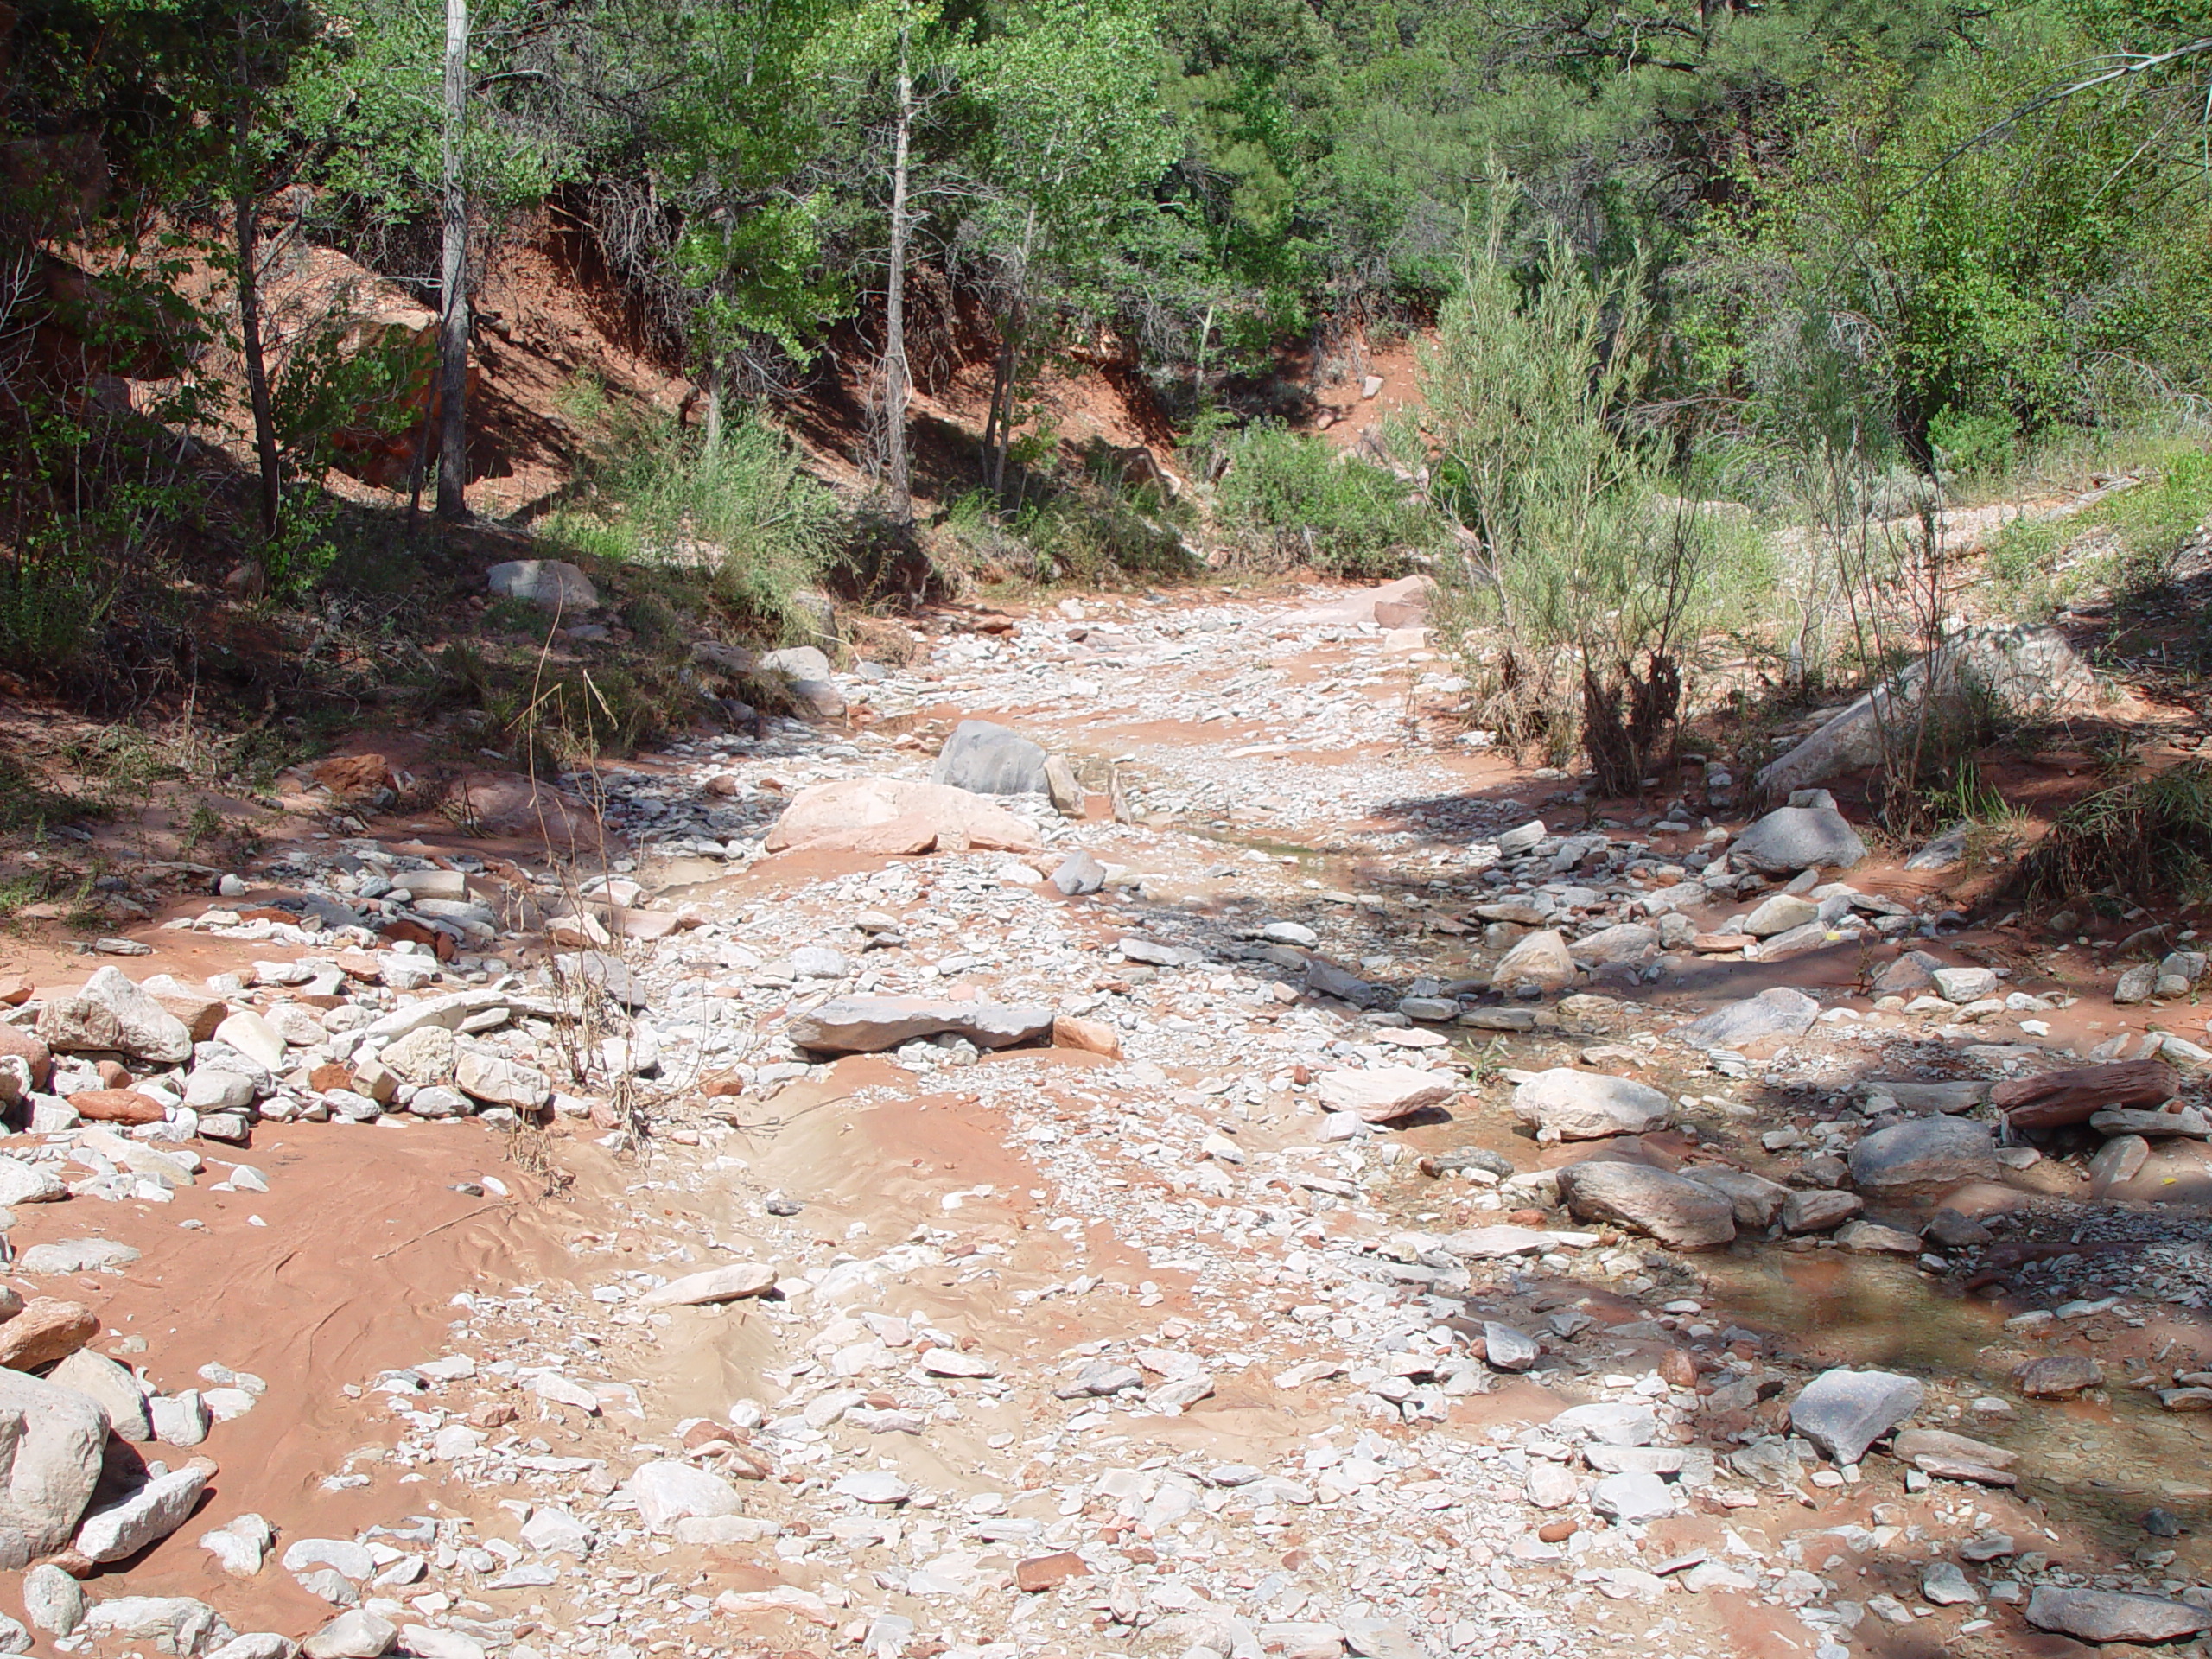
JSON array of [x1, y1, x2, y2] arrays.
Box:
[[1986, 450, 2212, 616], [542, 405, 838, 639], [2014, 759, 2212, 911], [0, 753, 100, 834]]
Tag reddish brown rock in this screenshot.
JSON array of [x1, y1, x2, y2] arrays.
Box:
[[69, 1089, 163, 1125], [1537, 1520, 1577, 1543], [1052, 1015, 1123, 1059], [469, 1402, 517, 1429], [1992, 1060, 2178, 1130], [308, 1063, 356, 1095], [0, 1299, 99, 1369], [334, 950, 384, 982], [153, 991, 227, 1043], [0, 976, 32, 1007], [0, 1025, 54, 1089], [93, 1060, 130, 1090], [1015, 1552, 1090, 1592]]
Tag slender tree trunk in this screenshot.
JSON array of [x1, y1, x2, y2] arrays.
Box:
[[232, 49, 280, 540], [434, 0, 470, 523], [703, 355, 724, 459], [985, 200, 1035, 499], [881, 22, 913, 523]]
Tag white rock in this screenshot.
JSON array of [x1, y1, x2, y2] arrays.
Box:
[[628, 1461, 742, 1530], [639, 1264, 776, 1307], [77, 1462, 213, 1563], [213, 1011, 287, 1071], [301, 1609, 396, 1659], [200, 1514, 274, 1576], [22, 1563, 84, 1635]]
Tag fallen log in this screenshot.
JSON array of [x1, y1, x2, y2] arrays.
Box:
[[1989, 1059, 2178, 1130]]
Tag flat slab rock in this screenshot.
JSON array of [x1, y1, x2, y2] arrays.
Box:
[[786, 995, 1054, 1055], [2026, 1588, 2212, 1644], [1511, 1069, 1671, 1140], [764, 778, 1040, 856], [1315, 1067, 1455, 1123]]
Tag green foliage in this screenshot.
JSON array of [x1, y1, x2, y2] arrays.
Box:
[[543, 406, 839, 635], [2018, 760, 2212, 910], [1212, 423, 1442, 576], [1987, 446, 2212, 614]]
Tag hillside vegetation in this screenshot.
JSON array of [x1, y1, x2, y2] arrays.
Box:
[[4, 0, 2211, 794]]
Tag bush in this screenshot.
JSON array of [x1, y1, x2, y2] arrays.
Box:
[[2016, 760, 2212, 911], [543, 404, 838, 637], [1213, 423, 1443, 577]]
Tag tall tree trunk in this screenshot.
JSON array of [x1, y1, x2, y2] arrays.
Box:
[[984, 200, 1035, 499], [232, 46, 280, 541], [881, 22, 912, 524], [434, 0, 470, 523], [703, 355, 724, 460]]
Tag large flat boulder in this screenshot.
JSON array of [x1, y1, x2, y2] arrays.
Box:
[[930, 721, 1050, 796], [1757, 624, 2099, 798], [1729, 804, 1867, 874], [1555, 1160, 1736, 1250], [764, 778, 1039, 856], [1847, 1116, 1999, 1192], [786, 995, 1053, 1055], [487, 560, 597, 612], [1511, 1070, 1671, 1140], [1316, 1067, 1455, 1123], [2025, 1588, 2212, 1645]]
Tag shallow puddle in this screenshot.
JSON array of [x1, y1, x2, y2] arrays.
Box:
[[1701, 1248, 2212, 1560]]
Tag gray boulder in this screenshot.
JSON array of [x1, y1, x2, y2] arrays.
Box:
[[1757, 624, 2098, 798], [1787, 1368, 1923, 1465], [760, 645, 832, 681], [1511, 1070, 1671, 1141], [0, 1367, 110, 1554], [2025, 1588, 2212, 1644], [1555, 1161, 1736, 1250], [1729, 804, 1867, 874], [487, 560, 597, 612], [1051, 851, 1106, 896], [1742, 893, 1818, 938], [1672, 987, 1820, 1048], [931, 720, 1050, 796], [1847, 1116, 1999, 1192]]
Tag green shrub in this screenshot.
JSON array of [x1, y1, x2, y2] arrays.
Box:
[[1929, 407, 2016, 481], [543, 405, 838, 637], [1213, 423, 1442, 577]]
